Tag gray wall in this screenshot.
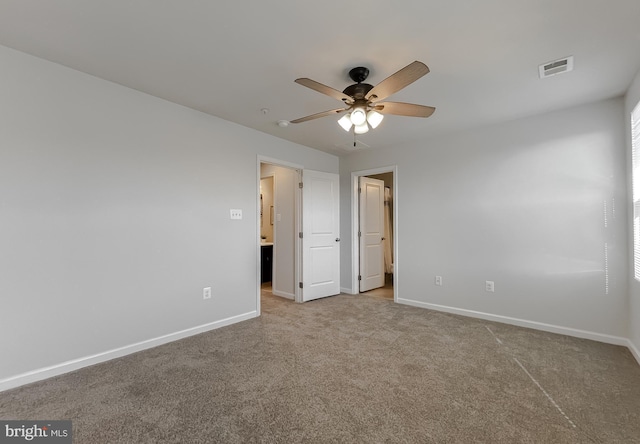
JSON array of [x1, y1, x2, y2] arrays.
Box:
[[0, 45, 337, 385], [341, 97, 629, 341], [626, 67, 640, 360]]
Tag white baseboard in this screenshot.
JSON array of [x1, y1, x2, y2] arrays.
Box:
[[628, 339, 640, 365], [397, 298, 630, 347], [0, 311, 258, 393], [271, 289, 295, 300], [341, 287, 357, 295]]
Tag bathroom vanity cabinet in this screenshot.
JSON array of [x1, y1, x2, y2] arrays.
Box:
[[261, 243, 273, 283]]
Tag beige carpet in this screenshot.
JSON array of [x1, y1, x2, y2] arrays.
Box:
[[1, 290, 639, 443]]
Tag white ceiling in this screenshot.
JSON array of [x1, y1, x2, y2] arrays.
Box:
[[1, 1, 639, 155]]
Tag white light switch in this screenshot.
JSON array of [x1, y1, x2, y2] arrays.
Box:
[[230, 209, 242, 220], [485, 281, 495, 292]]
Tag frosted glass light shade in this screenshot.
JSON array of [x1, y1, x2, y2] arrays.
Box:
[[338, 114, 353, 131], [367, 110, 384, 129], [354, 123, 369, 134], [350, 107, 367, 126]]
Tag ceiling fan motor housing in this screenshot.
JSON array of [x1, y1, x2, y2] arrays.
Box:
[[343, 66, 373, 100], [343, 83, 373, 100]]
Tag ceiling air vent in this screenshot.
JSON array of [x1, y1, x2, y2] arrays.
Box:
[[539, 56, 574, 79]]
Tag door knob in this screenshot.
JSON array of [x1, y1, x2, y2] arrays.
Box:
[[335, 238, 340, 242], [381, 237, 386, 241]]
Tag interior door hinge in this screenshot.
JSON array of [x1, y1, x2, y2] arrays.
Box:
[[358, 231, 361, 237], [299, 282, 303, 289], [299, 182, 303, 189], [358, 187, 362, 193], [358, 275, 362, 281], [299, 232, 303, 239]]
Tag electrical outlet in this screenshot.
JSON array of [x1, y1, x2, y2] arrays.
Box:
[[203, 287, 212, 300], [230, 209, 242, 220], [435, 276, 443, 286], [485, 281, 495, 292]]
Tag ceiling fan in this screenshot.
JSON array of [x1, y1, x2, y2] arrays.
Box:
[[290, 61, 435, 135]]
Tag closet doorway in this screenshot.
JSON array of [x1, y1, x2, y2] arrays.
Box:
[[352, 167, 396, 301]]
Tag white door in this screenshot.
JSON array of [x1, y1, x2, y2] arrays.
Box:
[[302, 170, 340, 302], [359, 177, 385, 292]]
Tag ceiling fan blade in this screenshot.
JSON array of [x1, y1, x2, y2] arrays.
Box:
[[295, 78, 353, 103], [290, 108, 348, 124], [366, 61, 430, 102], [375, 102, 436, 118]]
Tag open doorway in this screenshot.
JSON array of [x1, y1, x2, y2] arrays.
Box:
[[259, 161, 301, 308], [351, 167, 397, 302], [363, 172, 394, 299], [257, 157, 342, 313]]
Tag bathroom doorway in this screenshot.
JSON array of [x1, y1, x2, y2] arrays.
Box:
[[259, 161, 301, 304]]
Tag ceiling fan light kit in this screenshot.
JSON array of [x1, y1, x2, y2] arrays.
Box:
[[337, 114, 353, 131], [350, 107, 367, 126], [354, 123, 369, 134], [290, 61, 435, 137], [366, 110, 384, 129], [336, 109, 384, 134]]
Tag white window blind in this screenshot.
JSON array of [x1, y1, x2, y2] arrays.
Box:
[[632, 100, 640, 280]]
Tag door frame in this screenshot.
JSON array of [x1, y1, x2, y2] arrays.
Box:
[[257, 156, 304, 314], [351, 166, 398, 302]]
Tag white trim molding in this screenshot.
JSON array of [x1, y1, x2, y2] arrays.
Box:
[[0, 311, 257, 392], [272, 289, 295, 300], [398, 298, 631, 347], [629, 339, 640, 365]]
